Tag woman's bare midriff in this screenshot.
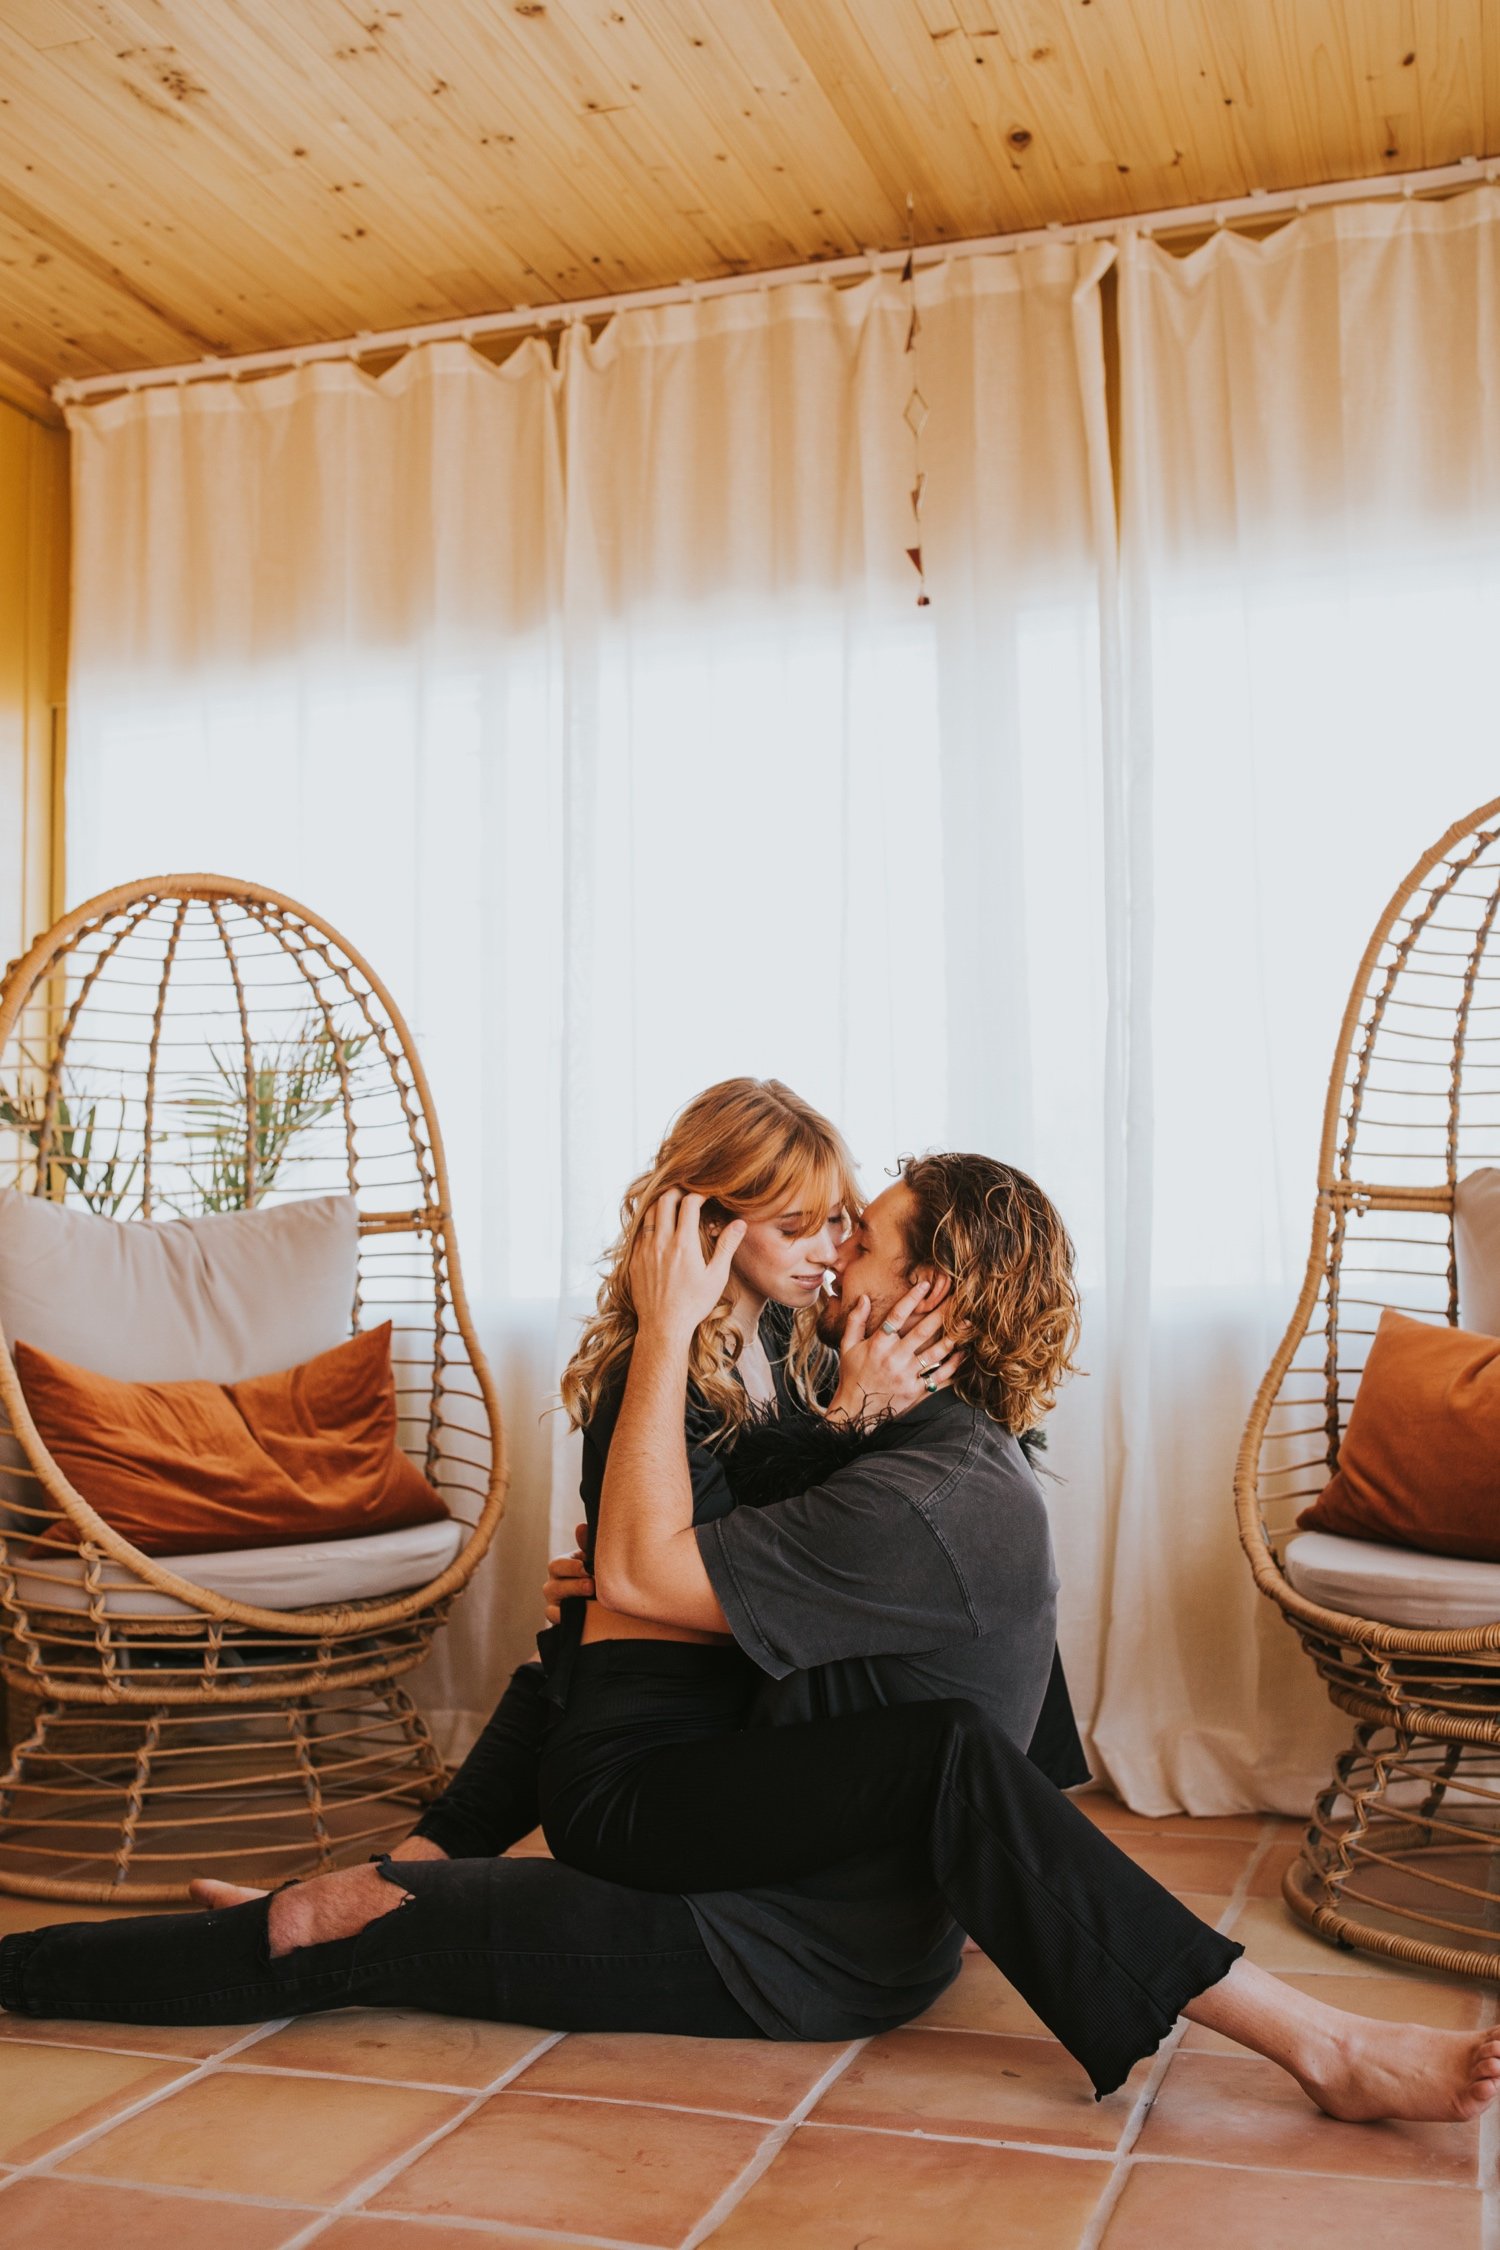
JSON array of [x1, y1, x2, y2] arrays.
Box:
[[581, 1600, 733, 1648]]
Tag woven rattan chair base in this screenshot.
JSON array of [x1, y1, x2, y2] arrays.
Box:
[[0, 1682, 448, 1905], [0, 877, 507, 1910], [1279, 1722, 1500, 1984], [1230, 801, 1500, 1984]]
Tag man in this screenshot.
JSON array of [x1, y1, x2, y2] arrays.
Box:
[[5, 1157, 1499, 2124]]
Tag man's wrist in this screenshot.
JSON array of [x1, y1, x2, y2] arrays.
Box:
[[631, 1319, 696, 1368]]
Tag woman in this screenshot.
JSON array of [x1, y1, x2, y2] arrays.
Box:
[[6, 1083, 1500, 2125]]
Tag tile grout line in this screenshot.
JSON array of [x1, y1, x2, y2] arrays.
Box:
[[505, 2082, 853, 2128], [42, 2165, 665, 2250], [4, 2032, 864, 2118], [274, 2028, 569, 2250], [0, 2010, 298, 2189], [1200, 1818, 1280, 1944], [793, 2117, 1121, 2164], [10, 2168, 332, 2218], [792, 2110, 1491, 2180], [676, 2037, 870, 2250], [1072, 1810, 1282, 2250], [291, 2212, 680, 2250], [59, 2127, 1359, 2193]]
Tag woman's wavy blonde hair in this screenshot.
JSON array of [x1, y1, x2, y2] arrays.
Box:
[[561, 1078, 861, 1440], [898, 1154, 1081, 1434]]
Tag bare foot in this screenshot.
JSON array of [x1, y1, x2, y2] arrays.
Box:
[[189, 1879, 267, 1910], [1297, 2014, 1500, 2125], [1185, 1957, 1500, 2123], [267, 1862, 407, 1958], [188, 1837, 444, 1917]]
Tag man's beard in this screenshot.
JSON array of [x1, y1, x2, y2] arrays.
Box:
[[816, 1282, 908, 1348]]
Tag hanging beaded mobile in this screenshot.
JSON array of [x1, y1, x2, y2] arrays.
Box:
[[901, 193, 930, 609]]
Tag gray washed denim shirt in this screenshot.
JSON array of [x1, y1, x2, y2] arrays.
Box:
[[689, 1389, 1071, 2040]]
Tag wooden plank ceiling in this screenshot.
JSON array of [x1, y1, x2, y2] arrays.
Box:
[[0, 0, 1496, 412]]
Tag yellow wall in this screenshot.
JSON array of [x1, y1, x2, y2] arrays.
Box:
[[0, 399, 68, 974]]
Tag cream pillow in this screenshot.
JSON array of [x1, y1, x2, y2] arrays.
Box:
[[0, 1189, 359, 1383], [1456, 1169, 1500, 1338]]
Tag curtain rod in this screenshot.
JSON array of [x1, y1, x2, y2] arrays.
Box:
[[55, 154, 1500, 407]]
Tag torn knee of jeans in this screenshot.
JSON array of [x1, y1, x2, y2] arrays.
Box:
[[371, 1856, 418, 1907]]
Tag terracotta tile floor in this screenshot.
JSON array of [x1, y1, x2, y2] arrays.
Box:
[[0, 1792, 1494, 2248]]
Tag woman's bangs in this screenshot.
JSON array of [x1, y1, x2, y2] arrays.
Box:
[[747, 1140, 859, 1231]]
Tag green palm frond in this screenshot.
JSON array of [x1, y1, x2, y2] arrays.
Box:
[[173, 1015, 368, 1212], [0, 1051, 143, 1215]]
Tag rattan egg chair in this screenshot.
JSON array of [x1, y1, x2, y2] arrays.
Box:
[[1236, 796, 1500, 1978], [0, 877, 506, 1902]]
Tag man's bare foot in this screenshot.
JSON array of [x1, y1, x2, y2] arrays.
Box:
[[267, 1862, 407, 1958], [189, 1879, 267, 1910], [1184, 1957, 1500, 2123]]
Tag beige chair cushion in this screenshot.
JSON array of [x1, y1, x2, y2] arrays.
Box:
[[1456, 1168, 1500, 1337], [0, 1189, 359, 1382], [1285, 1529, 1500, 1629], [1282, 1173, 1500, 1628], [9, 1514, 465, 1620]]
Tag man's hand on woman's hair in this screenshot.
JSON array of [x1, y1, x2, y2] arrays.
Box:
[[828, 1278, 964, 1427]]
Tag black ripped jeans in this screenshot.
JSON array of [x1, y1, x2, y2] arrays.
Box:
[[2, 1643, 1239, 2097], [0, 1855, 764, 2041]]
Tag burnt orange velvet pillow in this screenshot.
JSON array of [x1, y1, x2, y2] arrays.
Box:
[[14, 1322, 447, 1556], [1297, 1307, 1500, 1561]]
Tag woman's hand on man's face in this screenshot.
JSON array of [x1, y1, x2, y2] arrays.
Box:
[[629, 1188, 746, 1342], [828, 1279, 964, 1427]]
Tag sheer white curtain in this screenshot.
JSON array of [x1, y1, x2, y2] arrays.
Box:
[[62, 195, 1500, 1800], [65, 341, 567, 1757], [1093, 188, 1500, 1812], [64, 252, 1114, 1758]]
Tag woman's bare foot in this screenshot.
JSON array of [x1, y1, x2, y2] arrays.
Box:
[[1294, 2013, 1500, 2125], [1184, 1957, 1500, 2123], [189, 1879, 267, 1910]]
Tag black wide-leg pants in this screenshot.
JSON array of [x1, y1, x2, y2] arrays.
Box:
[[532, 1644, 1240, 2096]]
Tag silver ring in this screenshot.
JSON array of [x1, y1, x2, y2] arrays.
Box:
[[880, 1321, 899, 1336], [924, 1373, 938, 1394]]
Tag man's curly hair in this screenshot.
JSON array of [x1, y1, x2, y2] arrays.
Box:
[[897, 1154, 1080, 1433]]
